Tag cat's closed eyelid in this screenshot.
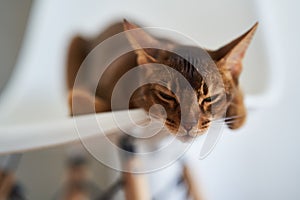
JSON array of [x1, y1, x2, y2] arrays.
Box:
[[203, 94, 219, 103], [158, 91, 176, 101]]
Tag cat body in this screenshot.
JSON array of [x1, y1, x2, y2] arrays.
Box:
[[67, 20, 257, 140]]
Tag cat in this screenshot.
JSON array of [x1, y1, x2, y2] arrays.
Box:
[[67, 19, 257, 141]]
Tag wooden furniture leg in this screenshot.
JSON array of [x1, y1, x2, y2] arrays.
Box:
[[0, 171, 15, 200], [123, 158, 150, 200], [183, 164, 204, 200], [120, 135, 150, 200]]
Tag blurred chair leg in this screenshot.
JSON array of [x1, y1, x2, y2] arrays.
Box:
[[0, 154, 23, 200], [59, 151, 100, 200], [123, 159, 150, 200], [183, 164, 204, 200], [0, 171, 15, 200], [119, 135, 150, 200]]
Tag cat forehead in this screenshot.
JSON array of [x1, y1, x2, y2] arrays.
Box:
[[171, 45, 214, 65], [170, 46, 217, 72], [163, 46, 218, 90]]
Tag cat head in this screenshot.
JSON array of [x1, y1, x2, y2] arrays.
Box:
[[124, 19, 257, 140]]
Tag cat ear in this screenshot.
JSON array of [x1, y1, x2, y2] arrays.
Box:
[[209, 22, 258, 79], [123, 19, 161, 64]]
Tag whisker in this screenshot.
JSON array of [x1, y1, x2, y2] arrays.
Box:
[[211, 115, 245, 122], [225, 120, 242, 124], [223, 115, 245, 120], [211, 120, 241, 125]]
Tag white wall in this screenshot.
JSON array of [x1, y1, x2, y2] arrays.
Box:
[[0, 0, 32, 94]]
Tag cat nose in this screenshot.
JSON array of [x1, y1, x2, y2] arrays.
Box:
[[183, 125, 192, 132], [182, 121, 197, 132]]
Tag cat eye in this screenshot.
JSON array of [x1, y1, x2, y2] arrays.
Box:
[[158, 91, 176, 101], [203, 94, 219, 103]]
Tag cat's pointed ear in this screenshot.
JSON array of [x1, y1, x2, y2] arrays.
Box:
[[209, 22, 258, 79], [123, 19, 160, 64]]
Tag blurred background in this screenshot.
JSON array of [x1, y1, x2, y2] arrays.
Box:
[[0, 0, 299, 199]]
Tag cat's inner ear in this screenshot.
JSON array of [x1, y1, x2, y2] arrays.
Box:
[[209, 22, 258, 79], [123, 19, 161, 65]]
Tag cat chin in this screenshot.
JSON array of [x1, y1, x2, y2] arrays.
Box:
[[176, 135, 194, 143], [164, 125, 208, 142], [175, 128, 208, 142]]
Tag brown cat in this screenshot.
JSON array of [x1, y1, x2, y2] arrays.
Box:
[[67, 19, 257, 140]]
